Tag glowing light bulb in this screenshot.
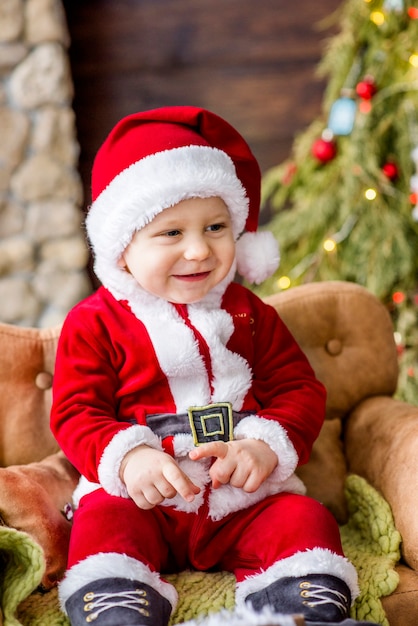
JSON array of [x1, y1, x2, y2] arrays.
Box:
[[365, 188, 377, 200], [359, 100, 372, 114], [392, 291, 406, 304], [370, 11, 385, 25], [409, 54, 418, 68], [393, 331, 402, 345], [277, 276, 291, 290], [323, 239, 336, 252]]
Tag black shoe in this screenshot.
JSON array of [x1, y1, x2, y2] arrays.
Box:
[[65, 577, 172, 625], [245, 574, 381, 625]]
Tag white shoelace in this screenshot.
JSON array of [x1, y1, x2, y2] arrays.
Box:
[[299, 581, 348, 614], [83, 588, 150, 622]]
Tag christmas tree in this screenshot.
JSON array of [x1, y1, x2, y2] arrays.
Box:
[[258, 0, 418, 403]]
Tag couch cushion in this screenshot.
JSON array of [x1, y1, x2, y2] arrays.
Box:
[[381, 564, 418, 626], [295, 418, 348, 523], [265, 280, 398, 420], [0, 323, 61, 466], [265, 281, 398, 521], [346, 395, 418, 572]]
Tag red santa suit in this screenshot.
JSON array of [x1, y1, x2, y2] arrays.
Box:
[[51, 106, 359, 618], [52, 278, 356, 611]]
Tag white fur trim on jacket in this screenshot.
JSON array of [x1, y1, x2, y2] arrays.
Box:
[[71, 476, 101, 508], [98, 424, 163, 497], [235, 548, 360, 608], [161, 452, 211, 514], [114, 276, 253, 415], [208, 415, 305, 521], [208, 472, 305, 522], [58, 552, 178, 612], [162, 420, 305, 521], [235, 415, 298, 482], [188, 305, 253, 409]]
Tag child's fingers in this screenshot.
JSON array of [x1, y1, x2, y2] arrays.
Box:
[[162, 462, 200, 502], [189, 441, 228, 461]]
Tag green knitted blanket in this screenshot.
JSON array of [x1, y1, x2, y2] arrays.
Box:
[[0, 475, 400, 626]]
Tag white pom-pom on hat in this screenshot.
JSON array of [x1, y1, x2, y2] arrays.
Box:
[[236, 230, 280, 285]]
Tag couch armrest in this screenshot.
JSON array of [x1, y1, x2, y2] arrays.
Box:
[[345, 395, 418, 571]]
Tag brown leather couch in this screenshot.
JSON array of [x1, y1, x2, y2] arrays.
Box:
[[265, 281, 418, 626], [0, 280, 417, 625]]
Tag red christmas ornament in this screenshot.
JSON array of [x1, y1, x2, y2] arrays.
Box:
[[311, 137, 337, 163], [382, 161, 399, 181], [356, 77, 377, 100]]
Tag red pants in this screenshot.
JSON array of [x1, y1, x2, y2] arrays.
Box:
[[68, 489, 344, 583]]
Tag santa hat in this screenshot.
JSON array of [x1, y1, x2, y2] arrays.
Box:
[[86, 106, 279, 289]]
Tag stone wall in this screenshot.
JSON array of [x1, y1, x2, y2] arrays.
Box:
[[0, 0, 91, 327]]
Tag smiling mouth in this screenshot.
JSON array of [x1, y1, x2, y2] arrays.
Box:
[[173, 271, 210, 281]]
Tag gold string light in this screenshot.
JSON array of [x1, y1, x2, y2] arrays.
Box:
[[277, 276, 291, 290], [409, 54, 418, 68], [370, 11, 385, 25], [323, 238, 337, 252], [365, 188, 377, 200]]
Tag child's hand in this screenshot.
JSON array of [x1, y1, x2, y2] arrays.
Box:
[[189, 439, 277, 492], [120, 445, 200, 510]]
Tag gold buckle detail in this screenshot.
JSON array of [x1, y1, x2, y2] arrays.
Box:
[[188, 402, 233, 446]]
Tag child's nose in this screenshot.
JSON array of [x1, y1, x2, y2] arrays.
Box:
[[183, 236, 211, 261]]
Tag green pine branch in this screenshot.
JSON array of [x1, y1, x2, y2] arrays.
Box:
[[257, 0, 418, 402]]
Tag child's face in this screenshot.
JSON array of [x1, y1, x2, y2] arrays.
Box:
[[118, 196, 236, 304]]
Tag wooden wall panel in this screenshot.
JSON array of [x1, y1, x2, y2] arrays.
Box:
[[64, 0, 341, 209]]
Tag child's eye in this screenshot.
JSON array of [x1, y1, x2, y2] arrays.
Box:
[[163, 229, 181, 237], [207, 223, 224, 232]]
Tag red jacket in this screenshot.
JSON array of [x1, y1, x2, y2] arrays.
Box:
[[51, 282, 326, 520]]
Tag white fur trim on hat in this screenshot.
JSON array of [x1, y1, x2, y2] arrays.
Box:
[[236, 230, 280, 285], [86, 145, 249, 288]]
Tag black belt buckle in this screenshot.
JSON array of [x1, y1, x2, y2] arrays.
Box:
[[188, 402, 233, 446]]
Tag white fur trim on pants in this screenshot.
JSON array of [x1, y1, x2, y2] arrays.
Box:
[[235, 548, 360, 608], [181, 605, 300, 626], [58, 552, 178, 614]]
